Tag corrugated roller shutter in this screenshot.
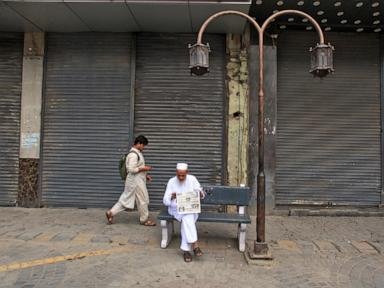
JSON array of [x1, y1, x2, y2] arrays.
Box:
[[0, 33, 22, 206], [42, 33, 132, 207], [135, 33, 226, 207], [276, 31, 381, 206]]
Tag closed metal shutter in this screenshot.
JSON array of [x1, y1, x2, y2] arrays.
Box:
[[41, 33, 132, 207], [135, 33, 226, 207], [0, 33, 22, 206], [276, 31, 381, 206]]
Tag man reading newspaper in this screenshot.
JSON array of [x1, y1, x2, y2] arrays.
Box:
[[163, 163, 205, 262]]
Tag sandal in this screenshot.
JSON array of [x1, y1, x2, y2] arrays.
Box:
[[183, 252, 192, 263], [140, 219, 156, 226], [193, 247, 203, 257], [105, 211, 113, 225]]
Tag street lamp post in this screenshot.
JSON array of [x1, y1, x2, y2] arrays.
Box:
[[189, 10, 334, 258]]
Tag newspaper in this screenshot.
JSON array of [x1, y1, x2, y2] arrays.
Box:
[[176, 190, 201, 214]]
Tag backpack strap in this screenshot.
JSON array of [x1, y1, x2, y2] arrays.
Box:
[[127, 150, 140, 162]]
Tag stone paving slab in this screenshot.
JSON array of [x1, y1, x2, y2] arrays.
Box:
[[17, 231, 43, 241], [313, 240, 341, 253], [351, 241, 380, 254], [369, 241, 384, 254]]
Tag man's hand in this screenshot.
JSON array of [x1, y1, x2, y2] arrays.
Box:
[[171, 192, 177, 200], [139, 165, 152, 172], [146, 175, 152, 182]]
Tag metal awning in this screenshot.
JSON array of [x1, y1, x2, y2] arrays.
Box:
[[0, 0, 251, 33], [251, 0, 383, 34]]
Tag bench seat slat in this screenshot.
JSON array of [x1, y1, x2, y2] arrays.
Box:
[[158, 210, 251, 224], [199, 212, 251, 223]]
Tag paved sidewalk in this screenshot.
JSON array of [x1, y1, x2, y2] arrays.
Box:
[[0, 207, 384, 288]]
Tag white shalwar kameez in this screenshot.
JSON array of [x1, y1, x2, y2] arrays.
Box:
[[110, 147, 149, 223], [163, 174, 202, 252]]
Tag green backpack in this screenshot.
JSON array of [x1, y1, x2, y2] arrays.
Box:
[[118, 151, 139, 180]]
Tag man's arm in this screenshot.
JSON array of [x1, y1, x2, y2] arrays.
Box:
[[126, 153, 151, 174], [191, 175, 202, 191], [163, 179, 175, 206], [191, 176, 204, 198]]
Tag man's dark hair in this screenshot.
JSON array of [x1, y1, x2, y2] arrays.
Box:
[[134, 135, 149, 145]]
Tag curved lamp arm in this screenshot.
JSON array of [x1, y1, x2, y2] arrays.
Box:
[[197, 9, 325, 45], [197, 10, 261, 44], [261, 10, 324, 44]]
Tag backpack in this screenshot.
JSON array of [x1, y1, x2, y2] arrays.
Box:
[[118, 151, 140, 180]]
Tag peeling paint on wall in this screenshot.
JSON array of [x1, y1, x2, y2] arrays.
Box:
[[226, 33, 249, 187]]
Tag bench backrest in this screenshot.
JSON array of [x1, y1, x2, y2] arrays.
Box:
[[202, 186, 251, 206]]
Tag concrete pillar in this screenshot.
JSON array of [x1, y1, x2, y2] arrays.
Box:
[[226, 34, 249, 189], [18, 32, 45, 207]]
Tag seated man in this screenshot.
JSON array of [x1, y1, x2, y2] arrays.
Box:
[[163, 163, 204, 262]]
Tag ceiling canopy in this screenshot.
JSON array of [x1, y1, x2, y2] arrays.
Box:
[[0, 0, 251, 33], [250, 0, 383, 34]]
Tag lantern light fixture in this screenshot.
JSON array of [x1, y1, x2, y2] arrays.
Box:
[[310, 43, 335, 77], [188, 43, 210, 76]]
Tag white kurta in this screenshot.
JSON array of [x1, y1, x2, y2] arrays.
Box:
[[111, 147, 149, 223], [163, 174, 201, 251]]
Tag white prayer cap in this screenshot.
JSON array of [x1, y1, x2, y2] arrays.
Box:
[[176, 163, 188, 170]]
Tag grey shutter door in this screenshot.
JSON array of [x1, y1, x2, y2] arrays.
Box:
[[0, 33, 22, 206], [42, 33, 132, 207], [135, 33, 226, 207], [276, 31, 381, 206]]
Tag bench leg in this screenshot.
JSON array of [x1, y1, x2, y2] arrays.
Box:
[[160, 220, 174, 248], [238, 223, 247, 252]]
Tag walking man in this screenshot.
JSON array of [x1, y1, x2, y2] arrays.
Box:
[[106, 135, 156, 226], [163, 163, 203, 262]]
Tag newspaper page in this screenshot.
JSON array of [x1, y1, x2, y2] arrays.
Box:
[[176, 190, 201, 214]]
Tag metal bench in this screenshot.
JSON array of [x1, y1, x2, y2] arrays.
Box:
[[157, 185, 251, 252]]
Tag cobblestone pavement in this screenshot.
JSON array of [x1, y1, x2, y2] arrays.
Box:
[[0, 207, 384, 288]]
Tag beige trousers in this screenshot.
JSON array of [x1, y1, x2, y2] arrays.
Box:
[[111, 185, 149, 223]]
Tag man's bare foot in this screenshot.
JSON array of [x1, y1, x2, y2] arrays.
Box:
[[105, 210, 113, 224], [140, 219, 156, 226], [183, 252, 192, 262], [193, 247, 203, 257]]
